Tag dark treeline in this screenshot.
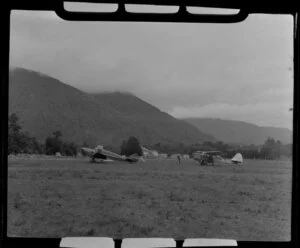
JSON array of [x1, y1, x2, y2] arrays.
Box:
[[8, 113, 78, 156], [149, 139, 292, 160], [8, 112, 292, 160], [45, 130, 77, 156], [8, 113, 142, 157]]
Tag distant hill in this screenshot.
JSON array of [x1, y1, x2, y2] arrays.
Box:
[[183, 118, 292, 145], [9, 68, 214, 146]]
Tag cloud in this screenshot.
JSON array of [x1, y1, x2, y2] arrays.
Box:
[[9, 11, 294, 128]]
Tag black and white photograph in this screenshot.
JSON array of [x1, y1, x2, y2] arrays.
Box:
[[7, 3, 293, 243]]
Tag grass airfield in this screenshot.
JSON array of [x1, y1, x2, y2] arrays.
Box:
[[7, 156, 292, 241]]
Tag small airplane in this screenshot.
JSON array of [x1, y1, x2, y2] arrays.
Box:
[[192, 151, 243, 166], [81, 145, 139, 163], [192, 151, 222, 166]]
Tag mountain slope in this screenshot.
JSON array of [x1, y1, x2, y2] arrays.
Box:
[[183, 118, 292, 145], [9, 68, 214, 146], [93, 92, 214, 144]]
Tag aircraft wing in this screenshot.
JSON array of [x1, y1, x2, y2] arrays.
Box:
[[81, 147, 96, 157], [82, 146, 139, 163], [100, 148, 139, 163], [205, 151, 222, 156], [100, 148, 125, 161]]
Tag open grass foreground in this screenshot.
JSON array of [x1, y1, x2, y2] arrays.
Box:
[[7, 157, 291, 241]]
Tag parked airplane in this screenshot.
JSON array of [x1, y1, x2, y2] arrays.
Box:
[[81, 145, 139, 163], [192, 151, 243, 166], [192, 151, 222, 166]]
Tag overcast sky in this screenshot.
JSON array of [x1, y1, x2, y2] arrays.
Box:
[[10, 8, 294, 130]]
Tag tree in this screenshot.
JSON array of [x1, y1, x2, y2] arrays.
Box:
[[120, 136, 143, 156], [62, 141, 77, 156], [31, 136, 44, 154], [8, 113, 23, 154], [281, 144, 292, 158], [260, 137, 281, 160], [8, 113, 43, 154], [45, 131, 63, 155]]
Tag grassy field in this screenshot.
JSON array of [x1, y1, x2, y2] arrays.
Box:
[[7, 157, 292, 241]]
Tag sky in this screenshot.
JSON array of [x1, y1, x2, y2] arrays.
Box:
[[9, 6, 294, 130]]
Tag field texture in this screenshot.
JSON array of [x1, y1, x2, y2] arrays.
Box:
[[7, 157, 292, 241]]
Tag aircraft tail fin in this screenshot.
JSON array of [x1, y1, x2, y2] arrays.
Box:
[[231, 153, 243, 164]]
